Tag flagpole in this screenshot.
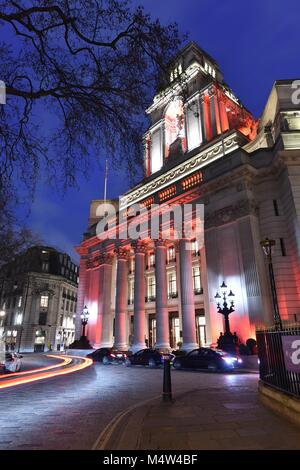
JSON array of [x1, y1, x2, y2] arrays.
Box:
[[103, 159, 108, 202]]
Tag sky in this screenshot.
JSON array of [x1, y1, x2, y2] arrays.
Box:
[[23, 0, 300, 263]]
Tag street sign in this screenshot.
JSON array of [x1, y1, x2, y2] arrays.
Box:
[[282, 335, 300, 373]]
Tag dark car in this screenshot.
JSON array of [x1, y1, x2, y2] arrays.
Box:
[[172, 347, 243, 372], [125, 348, 174, 368], [87, 348, 128, 365]]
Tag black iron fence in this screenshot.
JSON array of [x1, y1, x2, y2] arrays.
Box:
[[256, 326, 300, 398]]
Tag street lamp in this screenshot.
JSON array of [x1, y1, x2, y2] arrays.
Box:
[[260, 237, 283, 330], [214, 281, 235, 335], [80, 305, 89, 338]]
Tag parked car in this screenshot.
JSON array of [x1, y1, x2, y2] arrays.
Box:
[[125, 348, 175, 368], [87, 347, 128, 365], [0, 352, 23, 374], [172, 347, 243, 372]]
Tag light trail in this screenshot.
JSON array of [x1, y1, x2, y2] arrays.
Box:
[[0, 355, 72, 379], [0, 355, 92, 390]]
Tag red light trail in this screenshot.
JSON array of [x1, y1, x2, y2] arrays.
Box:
[[0, 355, 93, 390], [0, 354, 72, 379]]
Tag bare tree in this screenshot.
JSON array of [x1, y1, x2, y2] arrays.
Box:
[[0, 205, 41, 267], [0, 0, 182, 209]]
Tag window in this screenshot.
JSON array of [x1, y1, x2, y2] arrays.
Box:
[[15, 313, 23, 325], [128, 279, 134, 304], [165, 98, 185, 158], [280, 238, 287, 256], [40, 295, 49, 308], [273, 199, 279, 216], [193, 266, 202, 294], [150, 128, 163, 173], [147, 276, 156, 300], [170, 62, 183, 83], [191, 239, 199, 256], [168, 272, 177, 298], [148, 252, 155, 268], [168, 246, 176, 263], [188, 350, 199, 357], [204, 62, 216, 78], [38, 311, 47, 326], [42, 262, 49, 272]]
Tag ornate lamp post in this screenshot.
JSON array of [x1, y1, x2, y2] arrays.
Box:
[[214, 281, 235, 335], [80, 305, 89, 338], [260, 237, 282, 330]]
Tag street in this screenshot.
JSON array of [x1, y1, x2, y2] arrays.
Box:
[[0, 353, 263, 450]]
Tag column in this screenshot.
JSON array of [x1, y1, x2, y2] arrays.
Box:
[[100, 253, 114, 347], [93, 261, 103, 348], [203, 95, 213, 142], [75, 255, 89, 340], [179, 239, 198, 351], [113, 248, 129, 350], [155, 240, 170, 351], [131, 241, 146, 352]]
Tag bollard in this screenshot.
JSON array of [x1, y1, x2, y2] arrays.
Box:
[[162, 355, 172, 402]]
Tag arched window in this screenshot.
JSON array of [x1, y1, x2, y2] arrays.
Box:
[[165, 98, 186, 158]]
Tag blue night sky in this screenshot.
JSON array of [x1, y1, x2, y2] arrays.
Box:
[[24, 0, 300, 263]]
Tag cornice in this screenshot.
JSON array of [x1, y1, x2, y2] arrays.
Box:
[[120, 131, 242, 209]]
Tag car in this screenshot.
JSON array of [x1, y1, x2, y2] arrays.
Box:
[[0, 352, 23, 374], [172, 347, 243, 372], [87, 347, 128, 365], [124, 348, 175, 368]]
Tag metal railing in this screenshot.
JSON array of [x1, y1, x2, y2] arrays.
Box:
[[256, 325, 300, 398]]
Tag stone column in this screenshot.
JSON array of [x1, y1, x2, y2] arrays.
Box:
[[179, 239, 198, 351], [131, 241, 146, 352], [100, 253, 114, 348], [75, 256, 89, 340], [113, 248, 129, 350], [155, 240, 170, 351]]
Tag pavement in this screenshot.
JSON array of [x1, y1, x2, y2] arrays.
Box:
[[1, 353, 300, 450], [96, 376, 300, 450]]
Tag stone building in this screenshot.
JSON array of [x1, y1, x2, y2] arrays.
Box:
[[0, 246, 78, 352], [75, 42, 300, 352]]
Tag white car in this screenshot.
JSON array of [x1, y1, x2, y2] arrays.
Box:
[[0, 352, 23, 373]]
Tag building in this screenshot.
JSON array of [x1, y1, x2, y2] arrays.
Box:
[[0, 246, 79, 352], [75, 41, 300, 352]]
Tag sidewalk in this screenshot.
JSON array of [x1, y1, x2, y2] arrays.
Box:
[[96, 383, 300, 450]]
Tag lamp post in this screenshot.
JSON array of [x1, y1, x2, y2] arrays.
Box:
[[260, 237, 283, 330], [80, 305, 89, 338], [214, 281, 235, 335], [162, 352, 172, 402]]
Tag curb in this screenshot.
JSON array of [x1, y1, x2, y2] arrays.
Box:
[[92, 395, 161, 450]]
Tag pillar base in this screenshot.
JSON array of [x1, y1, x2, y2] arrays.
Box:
[[155, 342, 171, 353], [130, 342, 146, 353], [113, 342, 129, 351], [99, 341, 113, 348], [181, 342, 199, 352]]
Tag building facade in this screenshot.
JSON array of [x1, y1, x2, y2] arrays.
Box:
[[0, 246, 79, 352], [76, 42, 300, 352]]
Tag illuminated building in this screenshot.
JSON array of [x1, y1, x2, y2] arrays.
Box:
[[0, 246, 78, 352], [76, 42, 300, 351]]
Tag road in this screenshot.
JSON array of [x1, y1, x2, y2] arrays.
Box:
[[0, 353, 262, 450]]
